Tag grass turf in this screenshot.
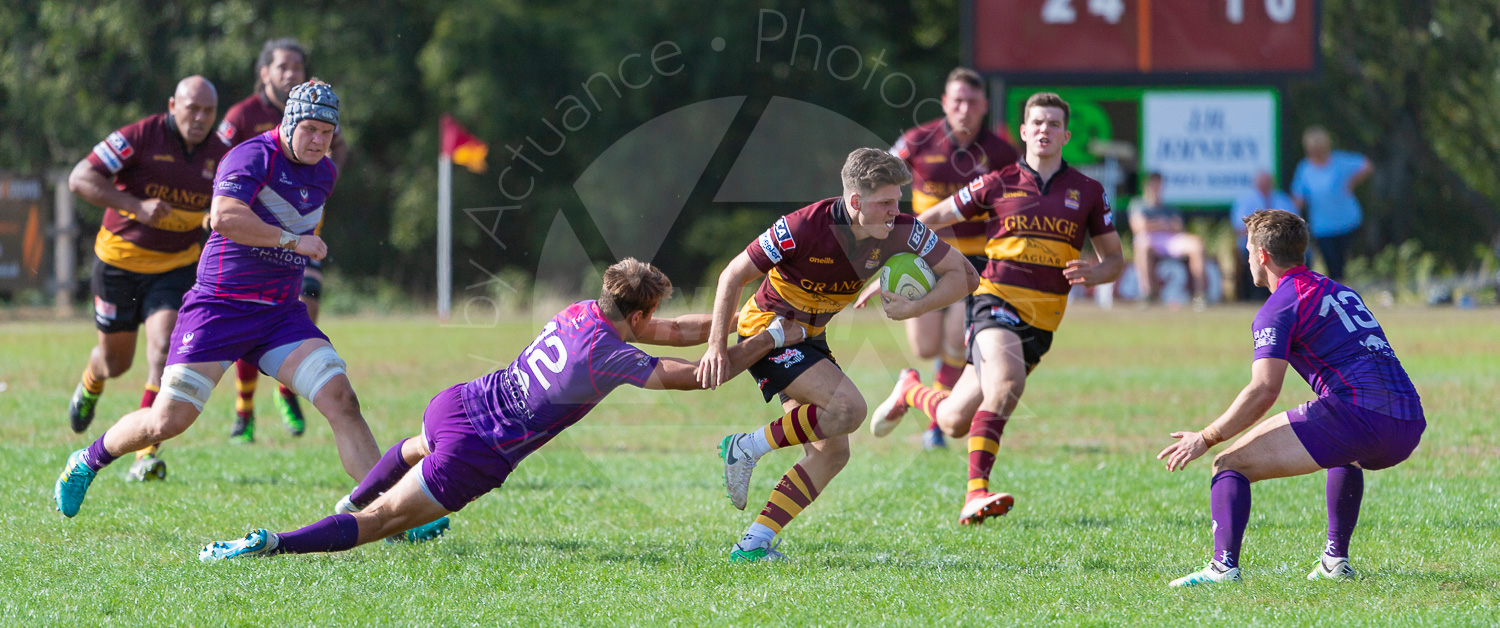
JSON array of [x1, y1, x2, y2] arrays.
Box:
[[2, 305, 1497, 625]]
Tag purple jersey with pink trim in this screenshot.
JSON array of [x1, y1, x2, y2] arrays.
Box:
[[462, 300, 660, 465], [1252, 266, 1423, 421], [202, 130, 337, 304]]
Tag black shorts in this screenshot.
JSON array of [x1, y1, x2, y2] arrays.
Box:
[[965, 293, 1054, 373], [742, 333, 838, 403], [966, 254, 988, 274], [301, 258, 324, 299], [90, 260, 197, 334]]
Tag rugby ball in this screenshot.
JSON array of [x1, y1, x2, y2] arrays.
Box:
[[880, 253, 935, 301]]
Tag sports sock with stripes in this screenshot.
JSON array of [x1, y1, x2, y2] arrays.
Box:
[[81, 368, 105, 395], [751, 464, 821, 537], [234, 360, 258, 416], [904, 383, 950, 422], [140, 383, 159, 409], [750, 405, 824, 457], [934, 355, 964, 391], [966, 410, 1006, 496]]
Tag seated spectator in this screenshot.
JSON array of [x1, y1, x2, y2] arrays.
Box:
[[1231, 171, 1297, 301], [1129, 172, 1208, 308]]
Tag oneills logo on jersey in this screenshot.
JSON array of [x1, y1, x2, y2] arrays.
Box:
[[1065, 189, 1081, 210], [809, 256, 834, 264], [107, 132, 134, 159], [923, 154, 947, 164], [1003, 190, 1028, 198], [773, 217, 795, 251]]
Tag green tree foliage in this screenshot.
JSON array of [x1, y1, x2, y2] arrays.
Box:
[[2, 0, 1493, 297]]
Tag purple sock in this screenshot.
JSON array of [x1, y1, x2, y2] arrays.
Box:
[[349, 438, 412, 509], [84, 436, 118, 472], [1210, 470, 1251, 569], [1325, 465, 1363, 558], [275, 513, 361, 554]]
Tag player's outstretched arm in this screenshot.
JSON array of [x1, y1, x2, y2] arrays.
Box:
[[881, 246, 980, 321], [916, 196, 964, 229], [1157, 358, 1287, 471], [636, 312, 741, 347], [1064, 231, 1126, 287], [211, 196, 328, 261], [647, 322, 806, 390], [696, 252, 766, 389]]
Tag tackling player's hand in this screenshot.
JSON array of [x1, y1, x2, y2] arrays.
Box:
[[294, 234, 328, 261], [1063, 259, 1096, 286], [134, 198, 173, 226], [880, 290, 920, 320], [1156, 431, 1209, 471], [695, 344, 731, 390], [852, 281, 882, 309]]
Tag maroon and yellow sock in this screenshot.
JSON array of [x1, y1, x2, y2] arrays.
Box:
[[761, 405, 824, 450], [81, 368, 105, 395], [234, 360, 258, 416], [934, 355, 965, 391], [903, 383, 950, 422], [135, 442, 161, 460], [140, 383, 159, 409], [966, 410, 1007, 497], [278, 384, 296, 401], [753, 464, 822, 534]]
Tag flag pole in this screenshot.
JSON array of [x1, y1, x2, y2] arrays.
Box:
[[437, 153, 453, 321]]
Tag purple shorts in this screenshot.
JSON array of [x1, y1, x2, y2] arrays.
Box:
[[417, 384, 514, 512], [1288, 396, 1426, 470], [166, 289, 328, 368]]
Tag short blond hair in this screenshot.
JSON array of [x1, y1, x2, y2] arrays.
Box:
[[841, 147, 911, 195], [1243, 209, 1309, 267], [598, 258, 672, 319]]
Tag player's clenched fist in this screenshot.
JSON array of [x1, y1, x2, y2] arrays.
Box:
[[294, 234, 328, 261]]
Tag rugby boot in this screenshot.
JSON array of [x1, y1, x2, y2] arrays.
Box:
[[922, 425, 948, 450], [729, 536, 785, 563], [719, 433, 759, 510], [54, 448, 98, 518], [230, 411, 255, 443], [199, 528, 279, 562], [1307, 556, 1357, 581], [959, 491, 1015, 525], [277, 391, 306, 437], [869, 369, 919, 438], [388, 516, 451, 544], [69, 384, 100, 433], [1169, 560, 1242, 587], [125, 454, 168, 482]]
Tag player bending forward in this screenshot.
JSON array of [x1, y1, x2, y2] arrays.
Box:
[[1159, 210, 1425, 587], [54, 81, 382, 518], [200, 259, 801, 560], [701, 148, 978, 562]]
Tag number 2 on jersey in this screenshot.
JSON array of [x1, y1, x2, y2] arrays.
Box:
[[1318, 290, 1378, 332], [523, 321, 569, 390]]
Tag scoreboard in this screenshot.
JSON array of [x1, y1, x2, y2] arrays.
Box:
[[966, 0, 1318, 77]]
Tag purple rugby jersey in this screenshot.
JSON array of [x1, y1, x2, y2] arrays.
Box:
[[462, 300, 660, 465], [202, 130, 337, 304], [1252, 266, 1423, 421]]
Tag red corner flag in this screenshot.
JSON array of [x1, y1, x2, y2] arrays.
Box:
[[441, 115, 488, 174]]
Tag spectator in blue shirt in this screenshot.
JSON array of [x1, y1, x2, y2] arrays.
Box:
[[1290, 126, 1372, 280], [1232, 171, 1297, 300]]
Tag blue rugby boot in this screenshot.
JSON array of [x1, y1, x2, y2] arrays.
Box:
[[55, 448, 98, 518], [200, 529, 280, 562]]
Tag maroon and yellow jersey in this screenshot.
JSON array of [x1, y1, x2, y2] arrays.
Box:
[[217, 93, 282, 147], [892, 118, 1019, 256], [86, 113, 231, 274], [738, 197, 952, 337], [953, 161, 1115, 332]]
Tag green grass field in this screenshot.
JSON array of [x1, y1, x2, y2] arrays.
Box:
[[2, 305, 1498, 625]]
